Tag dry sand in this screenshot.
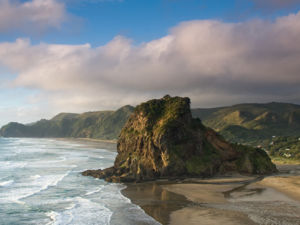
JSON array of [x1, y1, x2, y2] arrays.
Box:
[[170, 207, 257, 225], [162, 177, 259, 225], [257, 176, 300, 201], [122, 164, 300, 225], [162, 174, 300, 225]]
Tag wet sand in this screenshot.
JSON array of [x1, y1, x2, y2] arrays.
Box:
[[257, 176, 300, 201], [122, 176, 260, 225], [163, 182, 243, 204], [170, 207, 257, 225], [258, 164, 300, 201], [122, 182, 190, 225], [166, 166, 300, 225], [123, 168, 300, 225], [163, 177, 260, 225]]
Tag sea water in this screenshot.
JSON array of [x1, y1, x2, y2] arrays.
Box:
[[0, 138, 161, 225]]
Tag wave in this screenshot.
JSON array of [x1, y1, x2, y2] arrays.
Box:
[[0, 161, 28, 169], [30, 175, 41, 179], [0, 171, 71, 204], [0, 138, 161, 225], [0, 180, 14, 187], [85, 185, 105, 196], [45, 197, 112, 225]]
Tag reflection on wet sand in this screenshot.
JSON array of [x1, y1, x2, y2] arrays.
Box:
[[122, 182, 190, 225], [123, 167, 300, 225]]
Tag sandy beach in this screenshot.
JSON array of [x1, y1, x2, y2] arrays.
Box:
[[162, 180, 248, 204], [257, 176, 300, 201], [163, 177, 260, 225], [169, 207, 257, 225], [165, 165, 300, 225], [123, 165, 300, 225]]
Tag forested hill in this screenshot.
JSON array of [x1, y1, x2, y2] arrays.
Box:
[[2, 102, 300, 144], [0, 105, 134, 140], [192, 102, 300, 145]]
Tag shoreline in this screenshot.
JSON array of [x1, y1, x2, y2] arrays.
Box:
[[57, 137, 118, 151], [55, 137, 117, 144], [122, 166, 300, 225], [0, 136, 117, 144], [121, 181, 191, 225], [122, 175, 260, 225]]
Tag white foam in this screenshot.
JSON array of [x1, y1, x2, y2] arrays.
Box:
[[99, 183, 131, 204], [30, 175, 41, 179], [0, 161, 28, 169], [0, 138, 162, 225], [46, 211, 60, 225], [0, 171, 70, 204], [0, 180, 14, 187], [85, 185, 104, 196], [46, 197, 112, 225]]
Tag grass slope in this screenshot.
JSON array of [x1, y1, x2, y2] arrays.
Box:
[[192, 102, 300, 146], [0, 105, 134, 140]]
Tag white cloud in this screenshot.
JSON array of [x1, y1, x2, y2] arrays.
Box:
[[1, 11, 300, 121], [0, 0, 66, 33]]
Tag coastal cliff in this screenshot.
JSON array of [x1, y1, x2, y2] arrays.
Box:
[[82, 96, 277, 182], [0, 105, 134, 140]]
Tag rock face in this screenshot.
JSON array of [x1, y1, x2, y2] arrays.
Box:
[[82, 96, 277, 182]]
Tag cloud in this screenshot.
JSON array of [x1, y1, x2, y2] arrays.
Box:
[[1, 11, 300, 118], [0, 0, 67, 33], [250, 0, 300, 11]]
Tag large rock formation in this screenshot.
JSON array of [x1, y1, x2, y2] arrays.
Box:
[[83, 96, 277, 182]]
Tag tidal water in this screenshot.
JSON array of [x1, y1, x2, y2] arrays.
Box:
[[0, 138, 161, 225]]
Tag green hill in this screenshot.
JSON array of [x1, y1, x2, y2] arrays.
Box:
[[0, 105, 134, 140], [2, 102, 300, 145], [192, 102, 300, 146], [268, 136, 300, 160]]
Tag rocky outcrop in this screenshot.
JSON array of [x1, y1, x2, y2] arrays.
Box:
[[82, 95, 277, 182]]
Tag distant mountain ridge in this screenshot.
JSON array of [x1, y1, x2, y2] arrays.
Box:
[[192, 102, 300, 145], [0, 105, 134, 140], [1, 102, 300, 143]]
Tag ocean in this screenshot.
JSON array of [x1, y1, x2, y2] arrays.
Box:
[[0, 138, 161, 225]]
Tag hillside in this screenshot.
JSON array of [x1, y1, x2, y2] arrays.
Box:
[[192, 102, 300, 146], [2, 102, 300, 145], [268, 136, 300, 160], [83, 96, 276, 182], [0, 105, 134, 140]]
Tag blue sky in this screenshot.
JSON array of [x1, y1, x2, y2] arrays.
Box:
[[1, 0, 300, 126], [3, 0, 300, 45]]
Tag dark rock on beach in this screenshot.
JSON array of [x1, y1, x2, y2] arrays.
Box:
[[82, 95, 277, 182]]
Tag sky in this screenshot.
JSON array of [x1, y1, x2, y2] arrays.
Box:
[[1, 0, 300, 126]]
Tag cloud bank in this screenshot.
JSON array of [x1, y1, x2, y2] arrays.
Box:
[[1, 11, 300, 116], [0, 0, 66, 33]]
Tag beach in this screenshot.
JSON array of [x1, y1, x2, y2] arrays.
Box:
[[123, 165, 300, 225]]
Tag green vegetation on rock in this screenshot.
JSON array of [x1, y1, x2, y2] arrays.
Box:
[[83, 96, 277, 182]]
